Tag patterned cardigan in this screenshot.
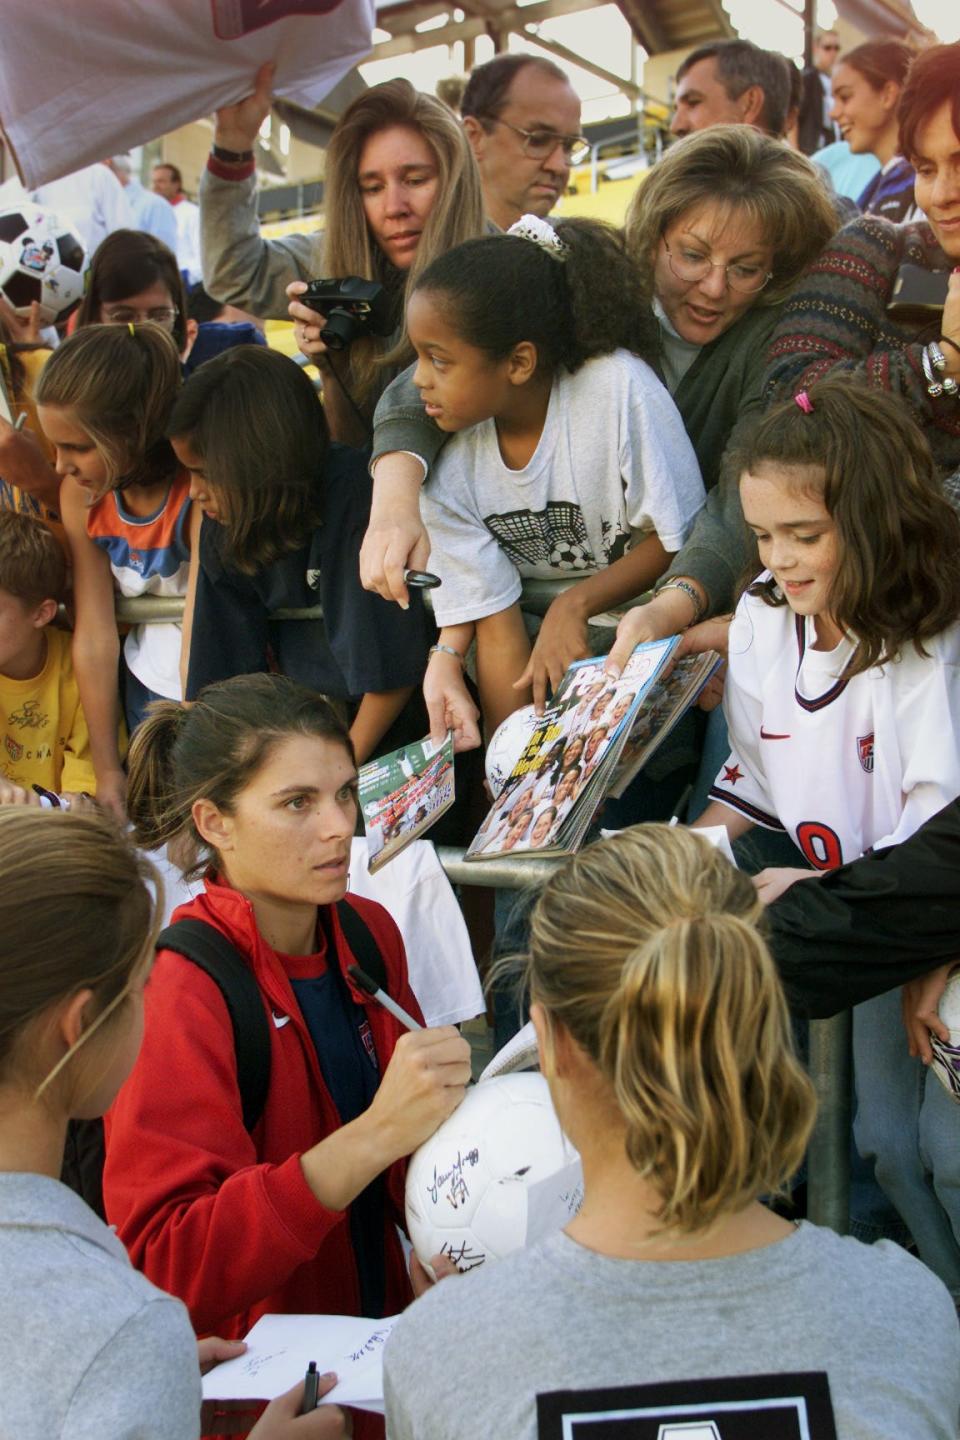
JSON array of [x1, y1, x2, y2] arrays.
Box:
[[764, 214, 960, 494]]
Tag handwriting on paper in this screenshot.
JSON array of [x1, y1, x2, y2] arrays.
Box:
[[348, 1326, 393, 1364]]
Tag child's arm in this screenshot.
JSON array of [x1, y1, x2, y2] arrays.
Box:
[[690, 801, 755, 841], [476, 605, 533, 733], [517, 535, 670, 711], [359, 453, 431, 608], [423, 623, 481, 751], [178, 503, 203, 698], [349, 687, 415, 767], [60, 479, 126, 819], [0, 416, 61, 512]]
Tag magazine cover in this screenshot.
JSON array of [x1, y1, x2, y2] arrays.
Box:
[[607, 650, 724, 798], [466, 639, 679, 861], [359, 732, 455, 873]]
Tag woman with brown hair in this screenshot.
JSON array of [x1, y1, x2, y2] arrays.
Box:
[[200, 67, 485, 441], [829, 38, 915, 222], [383, 825, 958, 1440]]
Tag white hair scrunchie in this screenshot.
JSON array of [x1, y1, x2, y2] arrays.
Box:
[[506, 212, 568, 261]]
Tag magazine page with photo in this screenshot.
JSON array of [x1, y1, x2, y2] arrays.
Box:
[[468, 640, 681, 861], [359, 732, 455, 873]]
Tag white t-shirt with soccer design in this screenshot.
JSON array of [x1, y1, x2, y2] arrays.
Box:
[[710, 579, 960, 868], [421, 350, 705, 627]]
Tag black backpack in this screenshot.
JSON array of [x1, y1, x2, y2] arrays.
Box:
[[61, 899, 386, 1218]]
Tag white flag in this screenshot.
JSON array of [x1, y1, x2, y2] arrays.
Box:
[[0, 0, 374, 188]]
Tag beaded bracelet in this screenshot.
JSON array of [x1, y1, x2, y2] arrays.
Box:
[[655, 577, 706, 624], [428, 643, 465, 666], [924, 343, 958, 398]]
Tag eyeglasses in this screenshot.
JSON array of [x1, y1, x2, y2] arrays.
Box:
[[663, 241, 773, 295], [103, 306, 179, 328], [486, 117, 590, 166]]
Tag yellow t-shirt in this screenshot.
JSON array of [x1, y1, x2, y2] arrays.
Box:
[[0, 627, 101, 794]]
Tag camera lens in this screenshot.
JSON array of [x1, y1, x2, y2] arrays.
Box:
[[320, 307, 361, 352]]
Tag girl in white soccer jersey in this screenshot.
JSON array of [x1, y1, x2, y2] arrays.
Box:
[[406, 215, 705, 742], [695, 376, 960, 1297]]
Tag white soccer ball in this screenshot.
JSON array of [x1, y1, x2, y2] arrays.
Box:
[[0, 203, 85, 323], [405, 1071, 582, 1274], [930, 970, 960, 1103], [484, 703, 542, 798]]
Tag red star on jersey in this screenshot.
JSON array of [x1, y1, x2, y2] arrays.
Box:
[[722, 763, 743, 785]]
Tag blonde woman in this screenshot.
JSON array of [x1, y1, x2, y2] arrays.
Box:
[[201, 68, 485, 441], [383, 826, 959, 1440], [0, 808, 346, 1439]]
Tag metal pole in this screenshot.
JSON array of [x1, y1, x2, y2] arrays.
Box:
[[806, 1011, 852, 1233]]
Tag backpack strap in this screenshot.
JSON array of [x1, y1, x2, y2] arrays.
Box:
[[334, 898, 387, 993], [156, 919, 271, 1133]]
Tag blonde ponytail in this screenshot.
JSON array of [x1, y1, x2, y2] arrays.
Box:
[[523, 826, 816, 1234]]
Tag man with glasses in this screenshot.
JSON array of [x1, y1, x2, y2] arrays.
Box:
[[461, 55, 586, 231]]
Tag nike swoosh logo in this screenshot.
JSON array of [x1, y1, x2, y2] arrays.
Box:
[[760, 728, 791, 740], [272, 1013, 291, 1029]]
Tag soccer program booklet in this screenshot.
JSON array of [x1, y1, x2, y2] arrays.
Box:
[[466, 639, 722, 861], [358, 732, 455, 873]]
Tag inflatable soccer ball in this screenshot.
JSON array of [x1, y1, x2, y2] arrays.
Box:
[[930, 971, 960, 1102], [405, 1071, 582, 1274], [484, 703, 543, 798], [0, 203, 85, 323]]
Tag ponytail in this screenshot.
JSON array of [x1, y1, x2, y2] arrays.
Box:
[[0, 809, 156, 1096], [411, 218, 658, 375], [35, 322, 181, 497], [517, 825, 816, 1234]]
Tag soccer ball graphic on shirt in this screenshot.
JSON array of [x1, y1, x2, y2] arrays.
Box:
[[0, 203, 85, 323], [548, 538, 591, 570], [405, 1072, 582, 1274], [484, 703, 542, 797]]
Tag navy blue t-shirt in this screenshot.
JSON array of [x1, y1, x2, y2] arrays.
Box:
[[286, 924, 386, 1317]]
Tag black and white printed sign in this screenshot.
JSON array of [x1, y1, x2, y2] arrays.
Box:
[[537, 1372, 838, 1439]]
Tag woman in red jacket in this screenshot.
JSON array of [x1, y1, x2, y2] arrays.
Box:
[[104, 672, 471, 1351]]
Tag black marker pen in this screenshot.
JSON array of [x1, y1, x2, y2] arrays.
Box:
[[301, 1360, 319, 1414], [403, 568, 442, 589]]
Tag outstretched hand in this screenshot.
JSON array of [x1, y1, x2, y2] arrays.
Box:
[[214, 61, 275, 153]]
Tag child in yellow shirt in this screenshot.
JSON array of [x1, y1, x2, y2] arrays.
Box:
[[0, 511, 105, 803]]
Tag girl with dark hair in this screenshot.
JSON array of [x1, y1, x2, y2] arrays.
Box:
[[36, 323, 194, 818], [693, 377, 960, 1296], [169, 346, 434, 764], [829, 39, 915, 222], [405, 216, 704, 741], [77, 229, 191, 356], [105, 673, 470, 1387]]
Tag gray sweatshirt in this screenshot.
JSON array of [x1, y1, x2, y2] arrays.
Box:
[[0, 1172, 201, 1440]]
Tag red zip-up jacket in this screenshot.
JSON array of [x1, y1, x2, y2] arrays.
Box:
[[103, 876, 422, 1343]]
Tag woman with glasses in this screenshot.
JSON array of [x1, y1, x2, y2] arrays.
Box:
[[201, 69, 485, 444], [360, 126, 837, 613]]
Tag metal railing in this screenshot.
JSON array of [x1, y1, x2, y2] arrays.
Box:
[[112, 586, 851, 1232]]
